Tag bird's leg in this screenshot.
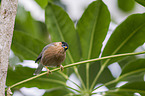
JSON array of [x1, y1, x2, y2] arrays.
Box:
[[45, 66, 52, 75], [60, 65, 64, 71]]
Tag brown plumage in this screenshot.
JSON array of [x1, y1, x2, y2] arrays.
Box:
[[42, 43, 66, 66], [34, 42, 68, 75]]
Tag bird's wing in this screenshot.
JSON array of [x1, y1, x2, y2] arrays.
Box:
[[35, 53, 42, 63], [35, 43, 55, 63]]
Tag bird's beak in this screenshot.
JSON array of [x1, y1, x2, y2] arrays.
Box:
[[65, 46, 67, 49]]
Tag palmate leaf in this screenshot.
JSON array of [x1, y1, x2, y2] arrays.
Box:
[[76, 0, 111, 88], [102, 13, 145, 66]]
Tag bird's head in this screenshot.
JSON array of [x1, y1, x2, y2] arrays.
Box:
[[61, 42, 69, 51]]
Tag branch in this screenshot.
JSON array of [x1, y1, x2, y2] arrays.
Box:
[[5, 51, 145, 91], [0, 0, 18, 95]]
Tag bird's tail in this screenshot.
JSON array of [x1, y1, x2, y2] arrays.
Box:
[[33, 63, 43, 75]]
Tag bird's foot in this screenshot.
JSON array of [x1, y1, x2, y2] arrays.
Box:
[[45, 66, 52, 76], [60, 65, 64, 71]]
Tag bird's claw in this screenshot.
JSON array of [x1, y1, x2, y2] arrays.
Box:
[[60, 65, 64, 71], [47, 69, 52, 74], [45, 66, 52, 76]]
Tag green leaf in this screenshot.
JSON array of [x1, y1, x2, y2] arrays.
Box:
[[119, 59, 145, 82], [102, 13, 145, 65], [118, 56, 137, 68], [11, 31, 46, 60], [120, 82, 145, 91], [78, 62, 115, 88], [90, 62, 116, 88], [15, 5, 39, 38], [121, 59, 145, 75], [104, 82, 145, 96], [135, 0, 145, 7], [77, 0, 110, 59], [6, 65, 67, 89], [35, 0, 49, 9], [43, 87, 70, 96], [45, 2, 81, 64], [104, 92, 133, 96], [118, 0, 135, 12], [15, 5, 49, 42], [77, 0, 111, 88], [78, 62, 116, 89]]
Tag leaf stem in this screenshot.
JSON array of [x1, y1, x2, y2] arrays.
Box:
[[58, 72, 82, 90], [6, 51, 145, 91], [90, 64, 105, 91], [67, 48, 86, 90], [73, 66, 86, 90], [92, 79, 117, 92], [86, 63, 89, 90], [37, 78, 80, 92], [90, 59, 109, 91]]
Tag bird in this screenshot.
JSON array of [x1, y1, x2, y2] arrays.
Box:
[[34, 42, 69, 75]]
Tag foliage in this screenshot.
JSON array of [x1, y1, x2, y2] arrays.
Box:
[[118, 0, 135, 12], [7, 0, 145, 95]]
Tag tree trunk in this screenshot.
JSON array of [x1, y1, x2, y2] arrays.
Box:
[[0, 0, 18, 95]]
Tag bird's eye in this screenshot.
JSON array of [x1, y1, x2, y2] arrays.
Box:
[[62, 43, 65, 46]]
